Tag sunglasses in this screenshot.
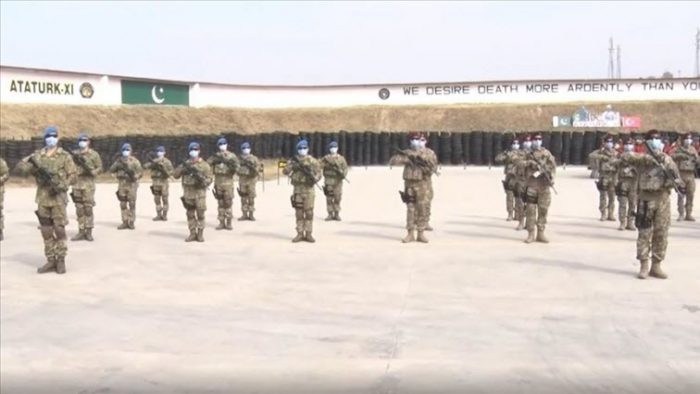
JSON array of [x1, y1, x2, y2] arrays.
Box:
[[46, 134, 58, 138]]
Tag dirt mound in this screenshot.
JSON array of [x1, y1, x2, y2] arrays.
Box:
[[1, 101, 698, 139]]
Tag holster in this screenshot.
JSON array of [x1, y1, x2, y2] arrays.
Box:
[[70, 189, 85, 203], [595, 180, 606, 191], [513, 184, 522, 199], [614, 183, 628, 197], [634, 200, 652, 229], [181, 196, 195, 210], [502, 180, 510, 192], [212, 187, 220, 199], [524, 187, 538, 204], [237, 187, 249, 197], [399, 190, 416, 204], [290, 194, 304, 209], [116, 191, 128, 202], [150, 185, 163, 196], [35, 210, 54, 226], [323, 185, 333, 197]]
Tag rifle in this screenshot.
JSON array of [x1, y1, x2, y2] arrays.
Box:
[[288, 155, 323, 191], [393, 148, 440, 176], [644, 141, 685, 195], [183, 160, 208, 188], [321, 157, 350, 184], [526, 151, 557, 195], [68, 149, 92, 174], [241, 157, 266, 191], [145, 151, 165, 173], [27, 155, 63, 195], [211, 153, 238, 171], [116, 158, 137, 182]]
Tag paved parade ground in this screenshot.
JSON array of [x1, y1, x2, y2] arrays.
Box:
[[1, 167, 698, 394]]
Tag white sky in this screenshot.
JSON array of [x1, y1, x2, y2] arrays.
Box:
[[1, 1, 698, 85]]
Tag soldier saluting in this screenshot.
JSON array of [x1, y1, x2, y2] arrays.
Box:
[[69, 132, 103, 241], [174, 142, 213, 242], [17, 126, 76, 274]]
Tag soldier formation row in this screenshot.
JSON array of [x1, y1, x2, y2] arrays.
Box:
[[0, 128, 696, 280]]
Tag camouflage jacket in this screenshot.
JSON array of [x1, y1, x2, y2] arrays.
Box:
[[621, 152, 683, 196], [20, 147, 77, 206], [495, 149, 526, 176], [238, 154, 261, 180], [522, 148, 556, 190], [670, 146, 699, 173], [173, 158, 213, 197], [321, 153, 348, 185], [144, 157, 174, 180], [109, 156, 143, 186], [390, 147, 438, 182], [0, 157, 9, 191], [588, 148, 619, 177], [611, 154, 638, 181], [71, 148, 103, 189], [283, 155, 321, 191], [207, 151, 239, 185]]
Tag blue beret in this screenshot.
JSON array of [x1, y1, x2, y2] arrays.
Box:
[[155, 145, 165, 152], [43, 125, 58, 138], [217, 137, 227, 146], [77, 132, 89, 141], [328, 141, 338, 148], [296, 139, 309, 149], [188, 142, 201, 151], [241, 142, 251, 150], [121, 142, 132, 151]]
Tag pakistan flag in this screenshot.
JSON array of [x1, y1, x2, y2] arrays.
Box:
[[121, 80, 189, 105]]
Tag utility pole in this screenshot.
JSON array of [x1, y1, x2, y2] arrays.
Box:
[[695, 28, 699, 77], [616, 45, 621, 79], [608, 37, 615, 79]]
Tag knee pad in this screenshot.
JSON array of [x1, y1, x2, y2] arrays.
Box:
[[54, 225, 67, 240], [524, 188, 539, 204], [40, 225, 54, 240]]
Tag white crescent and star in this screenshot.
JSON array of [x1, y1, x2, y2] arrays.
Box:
[[151, 86, 165, 104]]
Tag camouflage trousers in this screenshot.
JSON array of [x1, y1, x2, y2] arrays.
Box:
[[324, 182, 343, 214], [597, 176, 616, 217], [427, 180, 434, 225], [291, 190, 315, 233], [117, 184, 138, 224], [636, 194, 671, 263], [36, 203, 68, 260], [677, 172, 696, 217], [405, 180, 430, 231], [71, 186, 96, 231], [514, 183, 525, 222], [182, 195, 206, 231], [616, 179, 637, 226], [214, 183, 234, 221], [0, 187, 4, 233], [524, 187, 551, 232], [151, 178, 169, 216], [238, 179, 257, 215]]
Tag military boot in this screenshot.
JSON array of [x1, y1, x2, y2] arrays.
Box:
[[524, 229, 536, 244], [401, 230, 416, 243], [216, 219, 226, 230], [185, 229, 197, 242], [677, 210, 684, 221], [305, 232, 316, 243], [0, 230, 3, 241], [416, 231, 429, 243], [626, 221, 636, 231], [238, 213, 248, 221], [333, 212, 341, 221], [153, 209, 162, 221], [161, 210, 168, 221], [117, 221, 129, 230], [425, 224, 434, 231], [196, 229, 205, 242], [292, 232, 305, 243], [617, 218, 626, 231], [649, 261, 667, 279], [536, 228, 549, 243], [686, 213, 696, 222], [37, 258, 56, 274], [55, 257, 66, 274], [599, 211, 606, 221], [506, 212, 514, 221], [128, 220, 135, 230], [637, 260, 650, 279], [71, 231, 86, 241], [516, 219, 524, 231], [607, 209, 616, 221], [325, 213, 334, 221], [248, 212, 256, 221]]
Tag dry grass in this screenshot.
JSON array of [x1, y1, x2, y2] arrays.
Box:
[[1, 101, 698, 139]]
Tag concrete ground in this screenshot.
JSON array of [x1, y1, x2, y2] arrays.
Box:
[[1, 167, 698, 394]]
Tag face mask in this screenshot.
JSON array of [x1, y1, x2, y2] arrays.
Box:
[[329, 147, 338, 154], [511, 144, 520, 150], [624, 144, 633, 152], [419, 139, 427, 148], [410, 139, 421, 149], [189, 150, 200, 158], [45, 136, 58, 147], [218, 144, 227, 151], [242, 148, 251, 155], [650, 138, 663, 150], [685, 139, 693, 146], [156, 151, 165, 158], [522, 141, 532, 150], [78, 140, 88, 149], [604, 142, 614, 149], [298, 148, 309, 156], [121, 150, 131, 157], [532, 140, 542, 149]]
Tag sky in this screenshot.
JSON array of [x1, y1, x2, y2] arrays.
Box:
[[1, 1, 698, 85]]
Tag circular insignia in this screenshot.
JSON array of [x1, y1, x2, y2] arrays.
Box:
[[378, 88, 390, 100], [79, 82, 94, 99]]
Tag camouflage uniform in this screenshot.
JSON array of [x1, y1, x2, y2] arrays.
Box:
[[208, 151, 239, 229], [321, 153, 348, 221], [144, 156, 174, 221], [588, 147, 619, 221], [237, 154, 261, 221], [495, 148, 526, 221], [173, 157, 213, 242], [109, 155, 143, 229], [671, 145, 698, 221], [521, 147, 556, 243], [69, 148, 102, 240], [612, 155, 638, 230], [283, 155, 322, 242], [19, 147, 77, 273], [623, 150, 685, 279], [0, 157, 9, 241], [424, 148, 438, 231], [389, 147, 438, 243], [512, 151, 530, 230]]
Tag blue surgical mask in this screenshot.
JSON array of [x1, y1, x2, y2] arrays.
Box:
[[45, 136, 58, 147], [410, 139, 421, 149], [650, 138, 663, 150], [242, 148, 251, 155], [329, 147, 338, 154], [78, 140, 88, 149], [121, 150, 131, 157], [156, 151, 165, 158], [189, 150, 200, 158], [605, 142, 614, 149], [218, 144, 227, 152], [298, 148, 309, 156]]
